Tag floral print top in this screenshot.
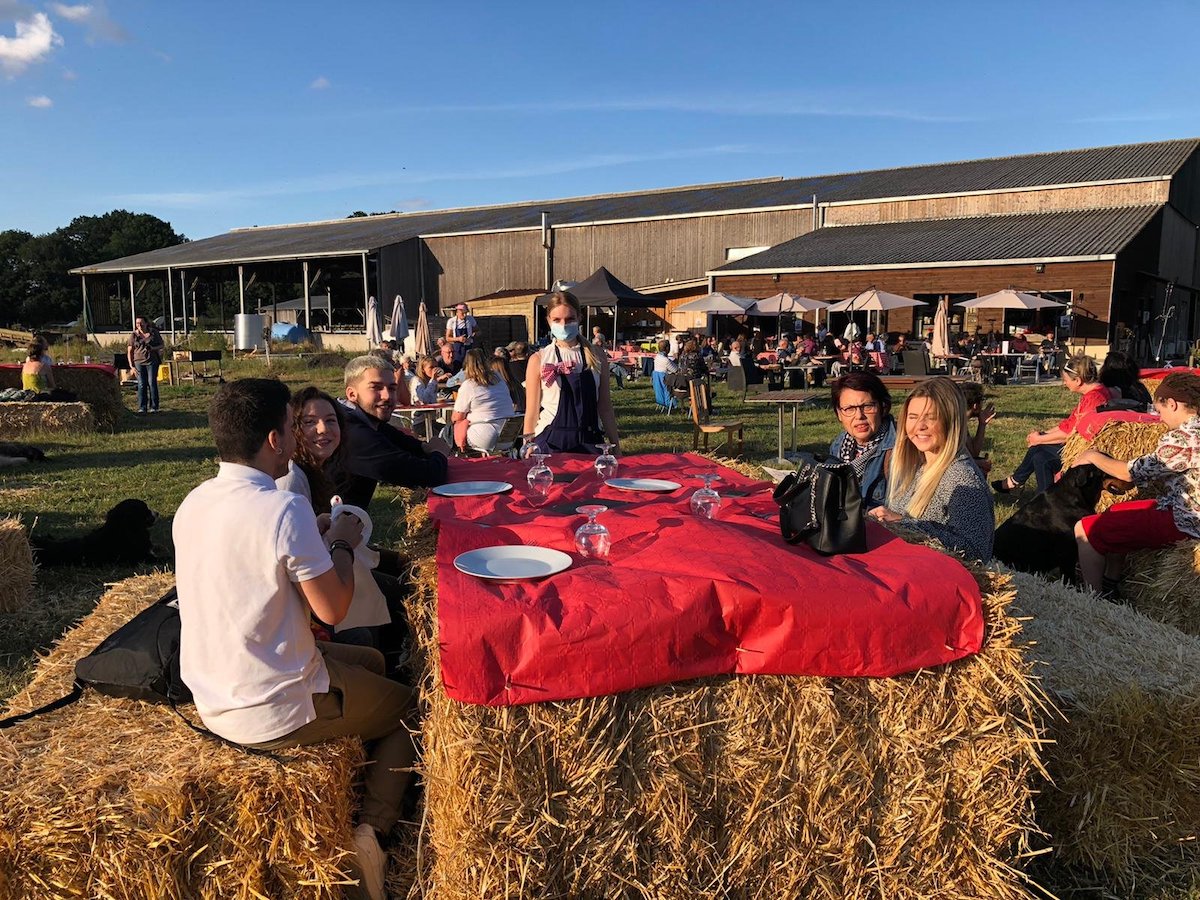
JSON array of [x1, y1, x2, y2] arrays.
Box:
[[1129, 414, 1200, 538]]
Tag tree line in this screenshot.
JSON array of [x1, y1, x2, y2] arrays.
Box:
[[0, 210, 187, 329]]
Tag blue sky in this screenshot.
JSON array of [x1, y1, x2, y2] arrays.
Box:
[[2, 0, 1198, 241]]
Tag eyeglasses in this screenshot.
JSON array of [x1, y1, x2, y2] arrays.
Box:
[[837, 402, 879, 417]]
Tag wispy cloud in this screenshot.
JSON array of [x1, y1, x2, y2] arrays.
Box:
[[61, 66, 75, 79], [48, 1, 128, 43], [27, 93, 51, 107], [372, 93, 978, 124], [310, 75, 330, 90], [152, 49, 171, 63], [0, 12, 62, 75], [393, 196, 432, 211], [1072, 110, 1185, 124], [110, 144, 763, 209]]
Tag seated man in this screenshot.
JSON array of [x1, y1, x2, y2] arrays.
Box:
[[339, 356, 451, 508], [174, 378, 412, 900], [775, 336, 795, 365], [435, 342, 461, 385]]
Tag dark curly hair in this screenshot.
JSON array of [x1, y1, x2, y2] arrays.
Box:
[[1155, 372, 1200, 410], [289, 386, 349, 513]]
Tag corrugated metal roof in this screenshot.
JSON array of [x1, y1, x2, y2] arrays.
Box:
[[73, 138, 1197, 274], [711, 206, 1162, 272]]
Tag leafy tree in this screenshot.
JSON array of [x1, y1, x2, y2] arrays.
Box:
[[0, 229, 33, 322]]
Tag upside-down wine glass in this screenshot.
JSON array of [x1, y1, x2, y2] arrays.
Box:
[[574, 505, 611, 559], [689, 473, 721, 519], [594, 440, 618, 480], [527, 452, 553, 505]]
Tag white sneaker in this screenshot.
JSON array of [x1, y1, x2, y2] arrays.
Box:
[[352, 823, 387, 900]]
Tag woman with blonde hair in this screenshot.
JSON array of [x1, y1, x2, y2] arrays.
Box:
[[450, 348, 516, 453], [523, 290, 620, 455], [868, 376, 995, 561]]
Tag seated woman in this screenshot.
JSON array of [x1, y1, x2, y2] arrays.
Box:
[[523, 290, 620, 455], [868, 376, 995, 562], [667, 337, 708, 392], [276, 386, 391, 648], [991, 353, 1113, 494], [21, 339, 54, 395], [829, 372, 896, 510], [446, 349, 517, 453], [1099, 350, 1154, 410], [1073, 372, 1200, 598]]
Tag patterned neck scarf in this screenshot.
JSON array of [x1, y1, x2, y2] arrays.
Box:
[[836, 423, 888, 479]]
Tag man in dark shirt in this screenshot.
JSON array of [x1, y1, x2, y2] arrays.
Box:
[[337, 356, 451, 509]]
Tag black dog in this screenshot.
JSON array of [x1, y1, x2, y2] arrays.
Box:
[[31, 499, 158, 567], [0, 441, 46, 467], [993, 464, 1131, 578]]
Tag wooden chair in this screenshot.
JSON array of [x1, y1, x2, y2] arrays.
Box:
[[688, 379, 744, 456]]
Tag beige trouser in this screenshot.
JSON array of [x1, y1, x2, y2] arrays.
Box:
[[245, 641, 415, 833]]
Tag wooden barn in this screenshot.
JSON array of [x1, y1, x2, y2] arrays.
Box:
[[72, 136, 1200, 361]]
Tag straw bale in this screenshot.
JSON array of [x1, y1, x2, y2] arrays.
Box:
[[1060, 418, 1171, 512], [1125, 539, 1200, 636], [0, 573, 366, 899], [0, 367, 123, 429], [406, 507, 1046, 899], [1011, 570, 1200, 885], [0, 516, 33, 613], [0, 401, 95, 434]]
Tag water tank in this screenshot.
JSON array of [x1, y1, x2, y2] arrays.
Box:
[[234, 313, 265, 350]]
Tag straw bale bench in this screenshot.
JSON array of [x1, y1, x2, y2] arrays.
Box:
[[1061, 416, 1171, 512], [403, 502, 1044, 899], [0, 401, 96, 434], [0, 573, 365, 899], [0, 517, 33, 613], [1012, 570, 1200, 887], [0, 365, 123, 429]]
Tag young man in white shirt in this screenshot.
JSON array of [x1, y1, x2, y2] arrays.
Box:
[[174, 378, 412, 900]]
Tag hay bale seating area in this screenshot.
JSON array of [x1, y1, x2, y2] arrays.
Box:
[[1060, 416, 1171, 512], [0, 401, 95, 434], [0, 517, 33, 613], [0, 365, 123, 429], [0, 573, 364, 900], [1012, 570, 1200, 885], [404, 501, 1046, 899]]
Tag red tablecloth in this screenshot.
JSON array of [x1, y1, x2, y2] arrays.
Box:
[[1142, 367, 1200, 380], [428, 453, 984, 706], [0, 362, 116, 377], [1075, 409, 1162, 440]]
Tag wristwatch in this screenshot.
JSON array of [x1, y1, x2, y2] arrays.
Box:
[[329, 540, 354, 556]]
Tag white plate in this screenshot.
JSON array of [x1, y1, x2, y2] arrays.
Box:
[[605, 477, 682, 493], [431, 481, 513, 497], [453, 545, 573, 581]]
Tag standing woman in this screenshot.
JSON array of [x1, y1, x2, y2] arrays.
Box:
[[523, 290, 620, 455], [127, 316, 165, 413], [868, 376, 995, 562], [445, 303, 475, 365]]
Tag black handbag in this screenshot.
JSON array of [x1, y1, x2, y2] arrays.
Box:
[[772, 458, 868, 555]]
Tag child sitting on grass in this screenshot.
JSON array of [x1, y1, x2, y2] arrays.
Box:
[[1071, 371, 1200, 598]]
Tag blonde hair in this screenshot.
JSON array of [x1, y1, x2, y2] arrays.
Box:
[[462, 347, 497, 386], [887, 376, 968, 518], [1060, 352, 1098, 384], [416, 355, 438, 385], [545, 290, 599, 371], [343, 354, 392, 387]]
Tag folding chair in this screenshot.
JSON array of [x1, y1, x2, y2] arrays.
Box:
[[1015, 354, 1041, 383], [460, 415, 526, 458], [689, 379, 744, 456], [651, 371, 679, 414]]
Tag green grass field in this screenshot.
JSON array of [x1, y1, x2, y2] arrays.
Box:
[[1, 361, 1190, 897]]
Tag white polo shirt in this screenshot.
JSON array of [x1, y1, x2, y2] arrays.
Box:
[[174, 462, 333, 744]]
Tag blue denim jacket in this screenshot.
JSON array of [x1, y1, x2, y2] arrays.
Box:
[[828, 415, 897, 510]]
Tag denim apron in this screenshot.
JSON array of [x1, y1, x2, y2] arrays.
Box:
[[533, 345, 601, 454], [449, 317, 471, 364]]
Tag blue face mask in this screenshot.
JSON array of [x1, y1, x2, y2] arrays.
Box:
[[550, 322, 579, 341]]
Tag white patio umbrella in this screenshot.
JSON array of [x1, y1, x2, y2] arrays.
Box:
[[827, 288, 925, 313], [931, 297, 950, 359], [673, 291, 756, 314], [413, 300, 432, 357], [956, 289, 1066, 310], [746, 292, 829, 315], [366, 295, 383, 348], [388, 294, 409, 343]]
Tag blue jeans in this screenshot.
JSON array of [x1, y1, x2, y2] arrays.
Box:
[[1012, 443, 1062, 493], [136, 362, 159, 411]]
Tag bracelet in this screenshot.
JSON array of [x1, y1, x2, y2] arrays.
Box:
[[329, 540, 354, 556]]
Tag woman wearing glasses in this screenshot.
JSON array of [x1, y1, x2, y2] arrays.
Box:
[[991, 353, 1112, 494], [829, 372, 897, 510], [868, 377, 995, 562]]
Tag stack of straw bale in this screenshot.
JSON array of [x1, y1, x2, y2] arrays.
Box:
[[0, 517, 33, 613], [1126, 539, 1200, 636], [0, 366, 123, 429], [1011, 570, 1200, 886], [0, 573, 365, 899], [0, 401, 95, 434], [404, 501, 1046, 899], [1060, 417, 1171, 512]]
